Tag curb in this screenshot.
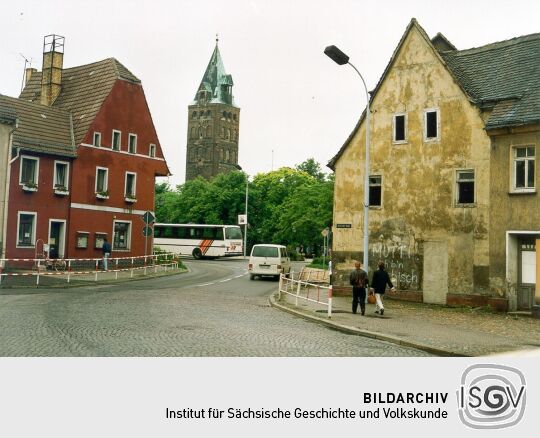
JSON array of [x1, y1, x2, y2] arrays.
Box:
[[269, 293, 469, 357]]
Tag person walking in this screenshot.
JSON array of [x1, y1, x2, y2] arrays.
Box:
[[102, 237, 112, 271], [349, 262, 369, 315], [370, 260, 395, 315]]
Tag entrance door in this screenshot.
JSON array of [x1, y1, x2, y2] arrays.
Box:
[[518, 237, 536, 310], [49, 221, 65, 259]]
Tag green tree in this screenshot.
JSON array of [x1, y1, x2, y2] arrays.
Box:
[[153, 160, 334, 255], [295, 158, 327, 182]]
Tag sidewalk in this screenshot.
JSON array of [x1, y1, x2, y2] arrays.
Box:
[[270, 291, 540, 357]]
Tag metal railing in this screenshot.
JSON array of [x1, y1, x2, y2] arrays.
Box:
[[0, 253, 179, 286], [278, 272, 333, 318]]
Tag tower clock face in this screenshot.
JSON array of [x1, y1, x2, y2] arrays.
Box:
[[197, 158, 204, 167]]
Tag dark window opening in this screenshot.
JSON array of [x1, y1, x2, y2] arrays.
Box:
[[394, 115, 405, 142], [426, 111, 438, 139], [369, 175, 382, 207], [457, 170, 475, 204]]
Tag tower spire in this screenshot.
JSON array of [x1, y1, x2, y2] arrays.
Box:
[[216, 33, 219, 45]]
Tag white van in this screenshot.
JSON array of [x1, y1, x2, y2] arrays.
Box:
[[248, 244, 291, 280]]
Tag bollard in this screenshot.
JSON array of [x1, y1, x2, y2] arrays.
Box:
[[131, 257, 134, 278], [327, 285, 333, 319], [115, 258, 119, 280], [295, 279, 301, 307], [95, 259, 98, 282], [278, 274, 283, 300], [67, 260, 71, 283]]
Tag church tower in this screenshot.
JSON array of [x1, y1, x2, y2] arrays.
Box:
[[185, 39, 240, 181]]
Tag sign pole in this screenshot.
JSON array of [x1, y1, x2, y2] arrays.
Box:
[[244, 180, 248, 260]]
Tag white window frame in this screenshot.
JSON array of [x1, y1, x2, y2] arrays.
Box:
[[16, 211, 37, 248], [512, 145, 536, 193], [392, 113, 407, 144], [128, 133, 137, 154], [112, 129, 121, 151], [95, 167, 109, 194], [369, 174, 383, 208], [112, 220, 132, 251], [93, 132, 101, 147], [19, 155, 39, 186], [424, 108, 440, 142], [149, 143, 156, 158], [455, 169, 476, 206], [124, 172, 137, 197], [53, 160, 70, 190]]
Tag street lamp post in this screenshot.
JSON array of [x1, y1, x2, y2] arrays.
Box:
[[324, 45, 371, 272], [243, 177, 248, 260]]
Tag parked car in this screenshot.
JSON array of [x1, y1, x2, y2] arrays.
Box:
[[248, 244, 291, 280]]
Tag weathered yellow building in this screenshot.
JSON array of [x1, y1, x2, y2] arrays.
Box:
[[329, 19, 539, 311]]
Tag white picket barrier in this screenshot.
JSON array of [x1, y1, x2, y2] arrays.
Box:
[[0, 253, 179, 286], [278, 273, 332, 318]]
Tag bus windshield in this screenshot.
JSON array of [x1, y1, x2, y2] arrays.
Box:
[[225, 227, 242, 240]]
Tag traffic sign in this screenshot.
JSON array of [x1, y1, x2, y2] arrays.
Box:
[[142, 211, 155, 224], [143, 226, 152, 237], [321, 228, 329, 237], [238, 214, 247, 225]]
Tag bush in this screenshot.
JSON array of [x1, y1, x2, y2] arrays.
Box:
[[288, 249, 305, 261]]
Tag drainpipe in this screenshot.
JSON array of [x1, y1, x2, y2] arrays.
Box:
[[64, 112, 76, 258], [2, 121, 20, 261]]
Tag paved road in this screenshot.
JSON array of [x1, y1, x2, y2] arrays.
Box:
[[0, 259, 430, 356]]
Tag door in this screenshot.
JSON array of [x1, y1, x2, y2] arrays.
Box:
[[423, 241, 448, 304], [518, 237, 536, 310], [49, 221, 65, 259]]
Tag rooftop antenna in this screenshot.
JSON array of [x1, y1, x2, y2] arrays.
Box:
[[19, 53, 32, 92]]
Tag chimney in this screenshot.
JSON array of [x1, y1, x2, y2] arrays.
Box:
[[40, 34, 64, 106], [25, 68, 37, 85]]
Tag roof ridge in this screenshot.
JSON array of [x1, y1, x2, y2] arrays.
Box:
[[449, 32, 540, 56]]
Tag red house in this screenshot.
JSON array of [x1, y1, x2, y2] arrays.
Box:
[[1, 35, 169, 260]]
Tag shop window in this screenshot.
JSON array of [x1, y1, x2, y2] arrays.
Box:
[[113, 221, 131, 250]]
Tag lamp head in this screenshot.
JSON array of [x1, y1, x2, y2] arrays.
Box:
[[324, 45, 349, 65]]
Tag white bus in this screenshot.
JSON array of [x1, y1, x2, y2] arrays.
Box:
[[153, 223, 243, 259]]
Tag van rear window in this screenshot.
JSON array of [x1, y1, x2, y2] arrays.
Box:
[[252, 246, 279, 258]]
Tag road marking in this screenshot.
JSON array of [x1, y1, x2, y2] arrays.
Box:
[[196, 283, 215, 287], [219, 278, 232, 283]]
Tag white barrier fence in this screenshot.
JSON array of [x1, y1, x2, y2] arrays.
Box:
[[278, 273, 333, 318], [0, 253, 179, 286]]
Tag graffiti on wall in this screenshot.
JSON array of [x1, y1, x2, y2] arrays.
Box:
[[370, 233, 422, 290]]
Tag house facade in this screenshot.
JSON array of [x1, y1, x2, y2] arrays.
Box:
[[1, 35, 169, 261], [329, 19, 539, 311], [185, 40, 241, 181]]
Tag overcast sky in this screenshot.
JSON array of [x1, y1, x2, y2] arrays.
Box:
[[1, 0, 539, 185]]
